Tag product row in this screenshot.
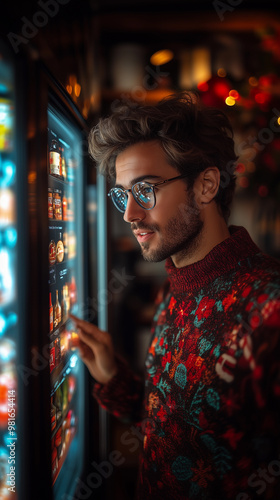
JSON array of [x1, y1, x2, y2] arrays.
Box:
[[48, 188, 75, 221], [49, 278, 77, 333], [49, 328, 79, 373], [51, 373, 76, 432], [48, 232, 77, 266], [51, 409, 77, 482]]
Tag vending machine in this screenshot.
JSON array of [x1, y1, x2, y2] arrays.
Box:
[[0, 40, 100, 500], [47, 98, 87, 499]]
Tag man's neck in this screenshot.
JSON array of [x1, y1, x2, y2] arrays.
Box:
[[171, 214, 230, 269]]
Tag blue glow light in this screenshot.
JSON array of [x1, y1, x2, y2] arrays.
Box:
[[4, 227, 17, 247], [0, 84, 8, 94], [0, 160, 16, 187], [0, 446, 8, 459], [0, 249, 13, 300], [7, 312, 17, 329], [0, 314, 6, 337]]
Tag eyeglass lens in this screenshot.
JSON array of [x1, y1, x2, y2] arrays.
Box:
[[133, 183, 154, 209], [111, 182, 155, 213], [112, 190, 127, 212]]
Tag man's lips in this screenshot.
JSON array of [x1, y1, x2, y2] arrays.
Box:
[[133, 229, 155, 243]]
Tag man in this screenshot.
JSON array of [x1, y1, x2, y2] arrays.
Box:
[[71, 93, 280, 499]]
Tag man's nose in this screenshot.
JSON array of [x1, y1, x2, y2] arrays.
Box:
[[123, 193, 146, 223]]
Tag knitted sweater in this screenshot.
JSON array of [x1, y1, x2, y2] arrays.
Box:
[[93, 226, 280, 500]]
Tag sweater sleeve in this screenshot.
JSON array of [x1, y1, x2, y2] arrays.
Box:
[[92, 356, 144, 423], [238, 299, 280, 463]]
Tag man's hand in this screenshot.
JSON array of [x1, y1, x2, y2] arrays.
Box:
[[69, 314, 118, 384]]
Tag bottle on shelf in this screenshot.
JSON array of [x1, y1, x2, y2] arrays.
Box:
[[59, 144, 62, 177], [48, 188, 53, 219], [49, 139, 61, 177], [49, 240, 56, 266], [56, 233, 64, 264], [61, 146, 67, 181], [49, 292, 53, 334], [53, 189, 62, 220], [54, 289, 61, 329], [49, 340, 56, 373]]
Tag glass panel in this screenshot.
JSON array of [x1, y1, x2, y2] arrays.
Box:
[[47, 106, 85, 499]]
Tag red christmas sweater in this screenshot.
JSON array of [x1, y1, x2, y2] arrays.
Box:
[[93, 226, 280, 499]]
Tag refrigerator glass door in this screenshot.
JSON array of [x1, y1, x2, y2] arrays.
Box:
[[47, 105, 85, 499]]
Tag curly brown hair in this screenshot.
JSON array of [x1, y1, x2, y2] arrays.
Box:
[[88, 92, 237, 221]]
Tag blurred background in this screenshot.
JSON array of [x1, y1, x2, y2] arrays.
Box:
[[1, 1, 280, 498]]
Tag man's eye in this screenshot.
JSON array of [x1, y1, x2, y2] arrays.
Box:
[[139, 185, 153, 194]]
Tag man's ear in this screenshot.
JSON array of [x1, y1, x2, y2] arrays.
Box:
[[195, 167, 220, 205]]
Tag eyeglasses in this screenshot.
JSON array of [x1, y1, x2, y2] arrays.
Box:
[[108, 174, 188, 213]]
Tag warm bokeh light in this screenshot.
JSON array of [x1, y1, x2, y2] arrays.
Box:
[[150, 49, 174, 66], [248, 76, 258, 86], [236, 163, 246, 174], [255, 92, 269, 104], [197, 81, 209, 92], [66, 85, 72, 95], [214, 80, 230, 99], [225, 96, 235, 106], [229, 89, 239, 100], [74, 84, 81, 97], [258, 75, 272, 87], [217, 68, 227, 77], [192, 48, 212, 86]]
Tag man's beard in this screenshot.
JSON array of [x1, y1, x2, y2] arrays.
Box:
[[135, 192, 203, 263]]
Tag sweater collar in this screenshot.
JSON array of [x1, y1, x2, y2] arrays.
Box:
[[165, 226, 260, 295]]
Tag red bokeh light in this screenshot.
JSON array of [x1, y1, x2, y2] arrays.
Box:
[[258, 185, 269, 197]]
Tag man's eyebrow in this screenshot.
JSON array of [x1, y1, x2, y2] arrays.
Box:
[[115, 175, 162, 189]]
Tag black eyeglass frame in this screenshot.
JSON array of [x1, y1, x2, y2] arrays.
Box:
[[108, 173, 189, 213]]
